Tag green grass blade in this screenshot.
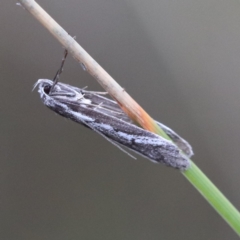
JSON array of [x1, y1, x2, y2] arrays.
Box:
[[184, 161, 240, 235]]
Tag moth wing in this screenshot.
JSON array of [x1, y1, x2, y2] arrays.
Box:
[[78, 116, 137, 160], [81, 89, 193, 157], [155, 121, 193, 158], [82, 91, 133, 123]]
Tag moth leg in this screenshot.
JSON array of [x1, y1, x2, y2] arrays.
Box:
[[93, 102, 103, 110], [90, 91, 108, 94]]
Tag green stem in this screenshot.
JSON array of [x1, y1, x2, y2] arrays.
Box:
[[184, 162, 240, 235]]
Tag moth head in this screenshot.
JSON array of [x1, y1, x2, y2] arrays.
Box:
[[33, 79, 87, 103]]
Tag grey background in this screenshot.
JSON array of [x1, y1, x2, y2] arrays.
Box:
[[1, 0, 240, 239]]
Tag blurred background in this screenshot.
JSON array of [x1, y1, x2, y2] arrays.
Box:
[[1, 0, 240, 239]]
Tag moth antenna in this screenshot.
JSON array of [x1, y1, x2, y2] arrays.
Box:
[[49, 49, 68, 94]]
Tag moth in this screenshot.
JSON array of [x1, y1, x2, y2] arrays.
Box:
[[34, 51, 193, 170]]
